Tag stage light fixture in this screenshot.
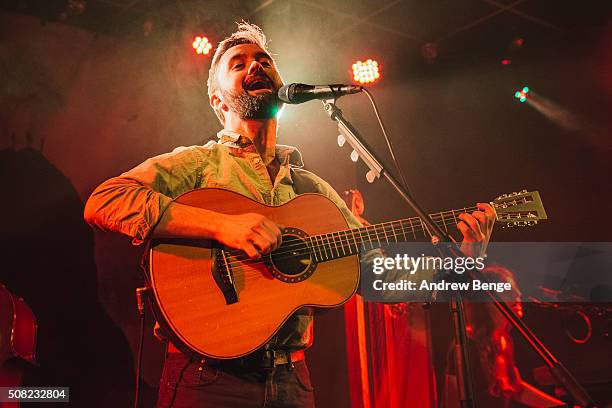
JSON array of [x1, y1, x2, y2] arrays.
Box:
[[514, 86, 530, 103], [512, 37, 525, 48], [421, 43, 438, 63], [67, 0, 87, 16], [351, 59, 381, 85], [59, 0, 86, 20], [193, 36, 213, 55]]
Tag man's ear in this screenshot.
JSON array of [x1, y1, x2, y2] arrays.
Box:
[[210, 93, 228, 114], [210, 92, 228, 125]]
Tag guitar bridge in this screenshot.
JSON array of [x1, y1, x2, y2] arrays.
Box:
[[213, 248, 238, 305]]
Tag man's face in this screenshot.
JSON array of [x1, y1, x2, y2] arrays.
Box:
[[213, 43, 284, 120]]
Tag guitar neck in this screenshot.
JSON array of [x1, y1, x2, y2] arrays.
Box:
[[307, 205, 479, 262]]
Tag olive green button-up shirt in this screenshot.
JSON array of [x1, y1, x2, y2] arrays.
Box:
[[84, 129, 363, 350]]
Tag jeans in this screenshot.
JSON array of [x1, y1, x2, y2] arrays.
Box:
[[156, 353, 316, 408]]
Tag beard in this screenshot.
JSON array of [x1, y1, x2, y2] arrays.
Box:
[[221, 87, 280, 120]]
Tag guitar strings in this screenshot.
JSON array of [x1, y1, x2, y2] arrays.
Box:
[[222, 208, 533, 270], [222, 204, 531, 264], [221, 209, 533, 274], [223, 205, 480, 262], [221, 223, 431, 273]]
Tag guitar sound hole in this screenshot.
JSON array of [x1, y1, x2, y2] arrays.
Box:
[[270, 234, 312, 277]]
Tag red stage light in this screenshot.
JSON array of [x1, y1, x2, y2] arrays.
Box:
[[351, 59, 381, 85], [192, 36, 213, 56], [501, 59, 511, 65], [512, 37, 525, 47]]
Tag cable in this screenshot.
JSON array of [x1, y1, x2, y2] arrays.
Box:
[[134, 287, 148, 408], [361, 87, 411, 192]]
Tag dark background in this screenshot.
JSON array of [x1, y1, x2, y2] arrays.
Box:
[[1, 0, 611, 406]]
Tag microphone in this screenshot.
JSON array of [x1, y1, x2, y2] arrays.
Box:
[[278, 83, 363, 104]]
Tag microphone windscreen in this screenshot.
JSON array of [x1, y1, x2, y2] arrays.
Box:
[[278, 84, 295, 104]]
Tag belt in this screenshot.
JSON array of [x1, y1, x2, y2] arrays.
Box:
[[168, 342, 305, 370], [207, 349, 305, 370]]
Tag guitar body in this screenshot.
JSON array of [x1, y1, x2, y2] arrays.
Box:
[[148, 188, 548, 359], [149, 188, 359, 359]]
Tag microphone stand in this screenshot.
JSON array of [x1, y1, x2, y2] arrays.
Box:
[[320, 98, 597, 408]]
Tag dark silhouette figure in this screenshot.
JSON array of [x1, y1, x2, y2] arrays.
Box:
[[0, 147, 136, 407]]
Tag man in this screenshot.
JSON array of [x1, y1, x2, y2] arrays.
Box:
[[84, 22, 495, 408]]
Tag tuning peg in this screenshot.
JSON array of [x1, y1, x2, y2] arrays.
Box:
[[350, 150, 359, 162], [366, 170, 376, 183], [337, 134, 346, 147], [520, 189, 527, 193]]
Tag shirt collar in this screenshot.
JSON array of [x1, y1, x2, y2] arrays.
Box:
[[217, 129, 250, 147], [216, 129, 304, 168]]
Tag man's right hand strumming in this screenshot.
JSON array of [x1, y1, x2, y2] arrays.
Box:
[[214, 212, 283, 259]]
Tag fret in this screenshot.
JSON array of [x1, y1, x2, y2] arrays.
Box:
[[315, 236, 323, 261], [440, 211, 448, 232], [343, 231, 354, 255], [357, 228, 367, 250], [320, 235, 330, 260], [323, 234, 331, 258], [364, 226, 375, 250], [324, 235, 332, 260], [380, 222, 390, 244], [451, 209, 458, 225], [309, 237, 320, 262], [313, 235, 321, 260], [398, 220, 408, 241], [337, 232, 347, 256], [373, 225, 381, 247], [346, 231, 355, 255], [327, 234, 336, 259], [349, 229, 359, 253], [389, 222, 398, 242], [420, 218, 429, 238], [408, 217, 417, 240], [460, 207, 469, 226], [331, 233, 340, 258]]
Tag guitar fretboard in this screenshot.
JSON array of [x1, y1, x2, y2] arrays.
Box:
[[307, 207, 476, 262]]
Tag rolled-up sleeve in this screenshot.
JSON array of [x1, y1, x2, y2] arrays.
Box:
[[84, 147, 203, 245]]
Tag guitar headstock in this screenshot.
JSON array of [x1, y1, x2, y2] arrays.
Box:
[[492, 189, 548, 228]]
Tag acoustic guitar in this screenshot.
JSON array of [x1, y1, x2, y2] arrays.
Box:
[[0, 284, 36, 365], [0, 284, 37, 405], [148, 188, 546, 359]]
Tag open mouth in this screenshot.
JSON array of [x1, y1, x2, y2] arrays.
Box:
[[245, 77, 273, 92]]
